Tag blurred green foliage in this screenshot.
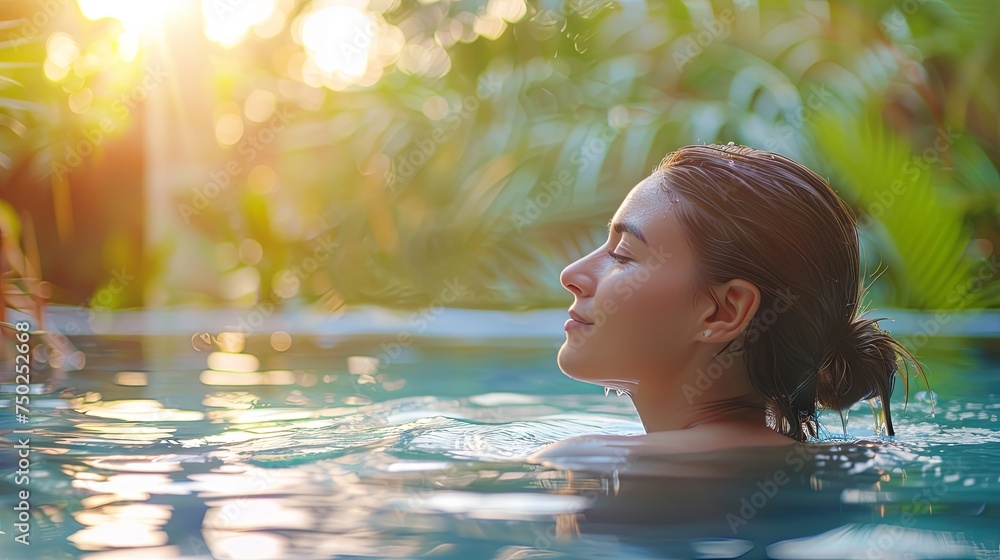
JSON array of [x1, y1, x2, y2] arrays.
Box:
[[2, 0, 999, 312], [0, 9, 44, 322]]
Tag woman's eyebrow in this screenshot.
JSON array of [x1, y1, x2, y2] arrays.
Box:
[[608, 219, 648, 245]]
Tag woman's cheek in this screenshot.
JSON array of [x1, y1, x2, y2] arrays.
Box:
[[627, 275, 679, 334], [611, 271, 636, 301]]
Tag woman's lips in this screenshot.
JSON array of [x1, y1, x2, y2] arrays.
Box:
[[564, 318, 590, 331], [565, 310, 594, 331]]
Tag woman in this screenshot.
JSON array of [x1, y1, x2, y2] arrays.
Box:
[[531, 142, 926, 462]]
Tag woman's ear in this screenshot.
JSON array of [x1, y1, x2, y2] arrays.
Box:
[[697, 279, 760, 342]]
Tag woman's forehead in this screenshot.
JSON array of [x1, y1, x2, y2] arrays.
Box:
[[614, 176, 678, 227]]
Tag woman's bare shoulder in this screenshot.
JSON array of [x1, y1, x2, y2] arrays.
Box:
[[643, 422, 799, 451], [527, 425, 796, 466]]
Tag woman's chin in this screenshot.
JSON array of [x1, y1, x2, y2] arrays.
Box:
[[556, 346, 599, 383]]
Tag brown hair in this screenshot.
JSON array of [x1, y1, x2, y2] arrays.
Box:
[[654, 143, 928, 442]]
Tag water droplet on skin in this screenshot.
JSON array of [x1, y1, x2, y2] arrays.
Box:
[[663, 187, 681, 209]]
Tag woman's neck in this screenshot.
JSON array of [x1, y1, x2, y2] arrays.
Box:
[[629, 389, 769, 434]]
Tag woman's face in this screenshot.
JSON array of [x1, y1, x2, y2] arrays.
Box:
[[557, 175, 706, 390]]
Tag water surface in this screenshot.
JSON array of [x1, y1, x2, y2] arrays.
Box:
[[1, 333, 998, 559]]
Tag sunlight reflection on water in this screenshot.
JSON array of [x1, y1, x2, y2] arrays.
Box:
[[0, 335, 998, 559]]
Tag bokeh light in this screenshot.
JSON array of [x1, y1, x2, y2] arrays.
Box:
[[292, 1, 405, 89], [201, 0, 278, 47], [238, 239, 264, 266], [219, 267, 261, 301], [67, 87, 93, 113], [44, 33, 80, 81], [247, 165, 278, 194], [215, 113, 245, 146], [270, 331, 292, 351], [244, 89, 277, 123], [299, 3, 374, 77]]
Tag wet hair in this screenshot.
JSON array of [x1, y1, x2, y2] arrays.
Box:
[[654, 143, 928, 442]]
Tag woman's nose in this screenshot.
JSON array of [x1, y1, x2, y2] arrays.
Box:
[[560, 256, 595, 298]]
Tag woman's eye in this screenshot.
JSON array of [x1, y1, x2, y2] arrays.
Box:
[[607, 250, 632, 265]]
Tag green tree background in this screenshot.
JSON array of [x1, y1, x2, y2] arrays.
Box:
[[1, 0, 998, 314]]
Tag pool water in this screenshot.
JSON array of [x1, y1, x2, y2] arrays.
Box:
[[1, 333, 999, 559]]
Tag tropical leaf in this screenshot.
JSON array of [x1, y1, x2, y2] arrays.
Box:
[[810, 103, 992, 310]]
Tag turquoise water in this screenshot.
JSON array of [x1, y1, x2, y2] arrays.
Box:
[[1, 333, 999, 559]]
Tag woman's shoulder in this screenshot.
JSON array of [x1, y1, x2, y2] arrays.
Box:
[[527, 423, 797, 467]]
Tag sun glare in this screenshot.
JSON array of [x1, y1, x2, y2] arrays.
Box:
[[201, 0, 278, 47], [300, 4, 376, 78], [76, 0, 176, 60]]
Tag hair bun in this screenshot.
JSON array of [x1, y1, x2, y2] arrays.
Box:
[[816, 317, 902, 430]]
